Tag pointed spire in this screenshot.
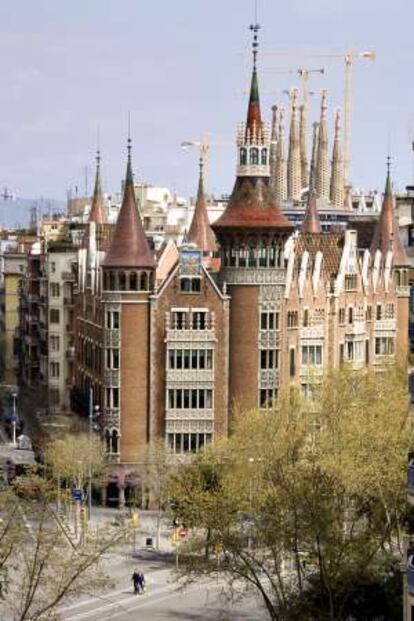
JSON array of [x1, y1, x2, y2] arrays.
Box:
[[370, 158, 407, 266], [88, 150, 107, 224], [103, 139, 155, 269], [299, 102, 309, 190], [187, 157, 217, 253], [315, 89, 330, 201], [275, 107, 287, 201], [270, 105, 278, 190], [330, 109, 344, 208], [287, 88, 301, 201], [302, 122, 321, 234], [245, 22, 263, 141]]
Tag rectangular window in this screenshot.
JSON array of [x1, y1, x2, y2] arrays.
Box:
[[260, 311, 279, 331], [348, 307, 353, 324], [339, 343, 344, 366], [344, 274, 357, 291], [180, 277, 201, 293], [167, 432, 212, 454], [192, 311, 206, 330], [172, 311, 186, 330], [302, 345, 323, 366], [260, 350, 279, 370], [106, 348, 119, 370], [259, 388, 277, 409], [106, 387, 119, 408], [303, 309, 309, 327], [366, 305, 372, 321], [50, 283, 60, 297], [168, 350, 175, 369], [375, 337, 395, 355], [106, 311, 120, 329], [376, 304, 382, 321], [339, 308, 345, 325], [346, 340, 364, 361], [287, 311, 298, 328], [50, 308, 60, 324]]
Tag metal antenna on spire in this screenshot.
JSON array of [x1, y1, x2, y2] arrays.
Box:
[[249, 1, 261, 68], [127, 111, 132, 160], [96, 125, 101, 168]]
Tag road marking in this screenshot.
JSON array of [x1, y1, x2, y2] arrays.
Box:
[[63, 583, 173, 620]]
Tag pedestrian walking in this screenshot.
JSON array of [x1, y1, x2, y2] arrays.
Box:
[[131, 569, 141, 594], [139, 571, 146, 593]]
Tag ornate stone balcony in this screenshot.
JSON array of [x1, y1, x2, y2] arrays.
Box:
[[165, 408, 214, 421], [220, 267, 286, 286], [301, 325, 325, 339], [166, 328, 215, 344], [375, 319, 396, 333]]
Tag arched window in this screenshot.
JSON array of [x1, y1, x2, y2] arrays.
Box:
[[140, 272, 148, 291], [261, 148, 268, 165], [109, 271, 116, 291], [240, 148, 247, 165], [105, 429, 111, 454], [111, 430, 119, 454], [130, 271, 138, 291], [119, 271, 126, 291], [250, 148, 259, 165]]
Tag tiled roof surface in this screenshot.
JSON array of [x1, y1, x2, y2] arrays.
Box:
[[295, 232, 344, 276]]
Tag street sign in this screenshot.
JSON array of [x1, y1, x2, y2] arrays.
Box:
[[72, 489, 83, 501]]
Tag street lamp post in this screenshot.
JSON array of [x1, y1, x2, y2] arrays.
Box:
[[11, 393, 18, 446], [88, 388, 100, 521]]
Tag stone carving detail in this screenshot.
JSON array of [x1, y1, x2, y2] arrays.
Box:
[[301, 325, 325, 339], [221, 268, 286, 286], [375, 319, 396, 332], [103, 293, 122, 302], [259, 369, 279, 388], [104, 369, 120, 385], [165, 408, 214, 421], [104, 331, 120, 347], [166, 329, 216, 344], [259, 285, 285, 302], [166, 370, 214, 384], [103, 408, 120, 427], [166, 419, 214, 433], [259, 332, 280, 348]]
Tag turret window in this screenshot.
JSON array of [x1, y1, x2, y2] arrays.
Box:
[[119, 272, 126, 291], [250, 147, 259, 165], [240, 148, 247, 165], [140, 272, 148, 291], [130, 272, 138, 290], [261, 148, 268, 165]]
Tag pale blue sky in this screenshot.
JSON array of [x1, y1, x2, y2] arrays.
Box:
[[0, 0, 412, 201]]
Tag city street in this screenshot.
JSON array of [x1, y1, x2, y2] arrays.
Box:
[[58, 553, 268, 621]]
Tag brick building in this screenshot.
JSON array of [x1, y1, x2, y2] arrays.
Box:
[[73, 52, 409, 506]]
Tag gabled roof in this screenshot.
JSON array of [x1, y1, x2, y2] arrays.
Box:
[[103, 145, 155, 269], [296, 232, 344, 277], [187, 161, 217, 252], [370, 164, 407, 266], [88, 152, 107, 224]]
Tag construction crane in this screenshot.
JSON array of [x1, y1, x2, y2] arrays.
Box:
[[180, 135, 232, 184], [261, 67, 325, 104], [261, 49, 376, 185]]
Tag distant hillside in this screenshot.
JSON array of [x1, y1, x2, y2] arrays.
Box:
[[0, 198, 66, 229]]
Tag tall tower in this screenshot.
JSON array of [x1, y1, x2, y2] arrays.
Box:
[[212, 24, 293, 412], [275, 107, 287, 201], [269, 105, 278, 190], [102, 139, 156, 464], [302, 122, 321, 234], [370, 159, 409, 363], [315, 89, 330, 201], [287, 88, 301, 201], [299, 101, 309, 190], [330, 109, 344, 208]]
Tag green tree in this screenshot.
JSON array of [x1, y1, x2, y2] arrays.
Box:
[[169, 366, 412, 621], [0, 473, 130, 621]]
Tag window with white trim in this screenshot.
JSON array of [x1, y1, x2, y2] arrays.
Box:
[[302, 345, 322, 366], [168, 389, 213, 409], [167, 432, 212, 454], [168, 349, 213, 370], [375, 337, 394, 355]]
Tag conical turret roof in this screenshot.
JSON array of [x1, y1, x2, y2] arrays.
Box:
[[245, 66, 262, 140], [103, 144, 155, 269], [188, 160, 217, 252], [370, 161, 407, 266], [302, 193, 321, 234], [88, 152, 107, 224]]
